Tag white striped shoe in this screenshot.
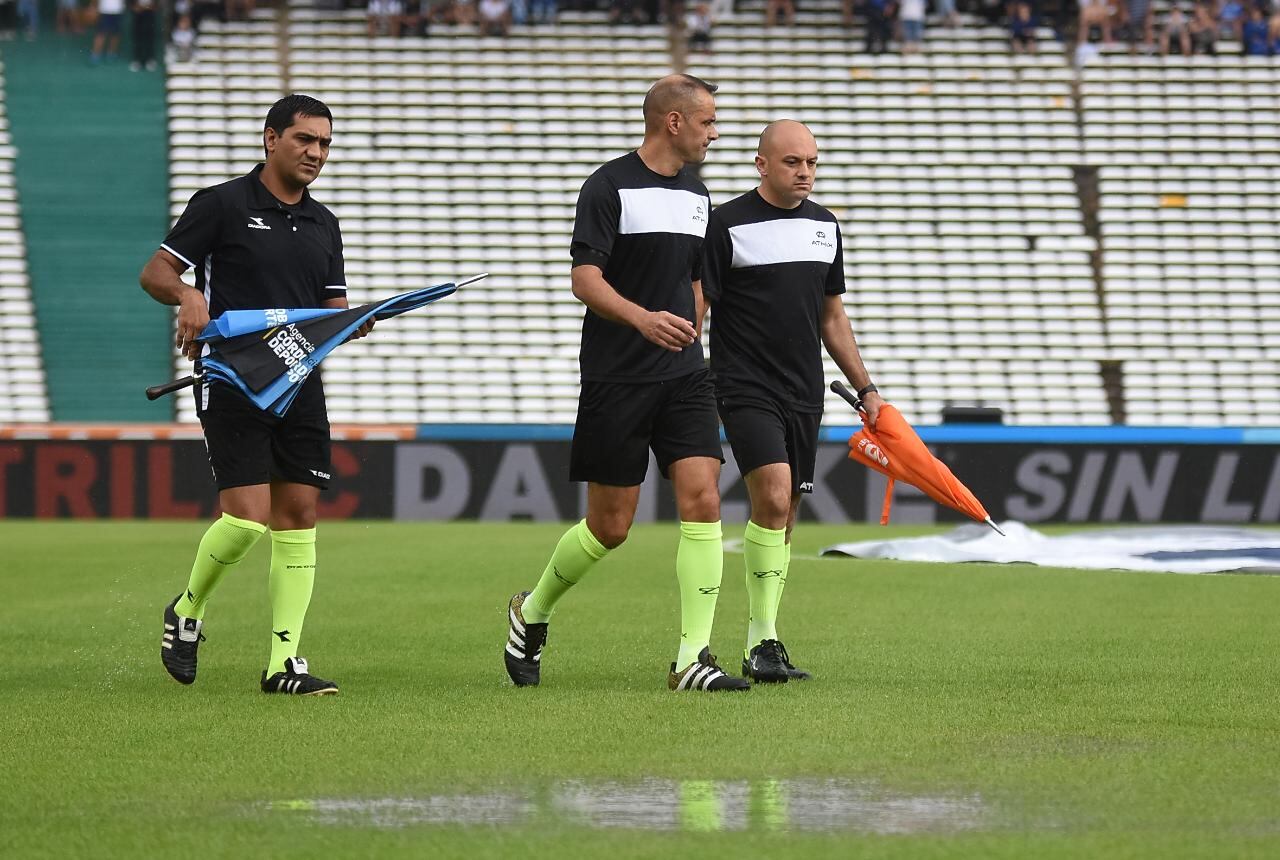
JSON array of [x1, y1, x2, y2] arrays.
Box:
[[260, 656, 339, 696], [668, 647, 750, 692], [504, 591, 548, 687]]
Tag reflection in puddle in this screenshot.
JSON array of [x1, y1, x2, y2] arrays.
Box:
[[268, 794, 532, 828], [267, 778, 989, 834]]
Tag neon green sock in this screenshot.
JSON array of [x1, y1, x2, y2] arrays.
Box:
[[744, 520, 787, 652], [676, 520, 723, 672], [174, 513, 266, 620], [268, 528, 316, 675], [775, 541, 792, 616], [523, 520, 610, 623]]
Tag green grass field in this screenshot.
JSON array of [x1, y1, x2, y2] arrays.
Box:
[[2, 520, 1277, 858]]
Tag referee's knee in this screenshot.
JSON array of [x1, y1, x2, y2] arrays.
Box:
[[588, 520, 631, 550]]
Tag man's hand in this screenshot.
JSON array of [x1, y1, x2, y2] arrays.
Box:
[[345, 318, 376, 342], [861, 390, 885, 430], [636, 310, 696, 352], [175, 292, 210, 361]]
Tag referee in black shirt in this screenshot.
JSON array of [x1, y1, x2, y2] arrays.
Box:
[[503, 75, 748, 693], [140, 94, 370, 696], [702, 120, 884, 684]]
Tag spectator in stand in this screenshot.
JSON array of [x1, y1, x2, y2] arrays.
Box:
[[130, 0, 156, 69], [935, 0, 957, 28], [90, 0, 126, 62], [899, 0, 923, 52], [528, 0, 554, 23], [367, 0, 403, 35], [1189, 0, 1216, 53], [1217, 0, 1244, 40], [1269, 6, 1280, 52], [608, 0, 643, 23], [1010, 0, 1037, 51], [16, 0, 35, 39], [1078, 0, 1113, 44], [171, 11, 196, 60], [57, 0, 83, 34], [1125, 0, 1153, 53], [477, 0, 511, 34], [686, 0, 712, 50], [454, 0, 476, 25], [225, 0, 252, 20], [1160, 3, 1191, 53], [765, 0, 793, 26], [1242, 4, 1268, 53], [861, 0, 895, 52], [401, 0, 427, 35]]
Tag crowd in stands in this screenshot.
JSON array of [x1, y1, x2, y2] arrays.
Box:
[[1078, 0, 1280, 55], [365, 0, 558, 35], [4, 0, 1280, 61]]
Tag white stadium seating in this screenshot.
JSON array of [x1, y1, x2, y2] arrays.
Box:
[[159, 6, 1279, 427], [0, 57, 51, 423]]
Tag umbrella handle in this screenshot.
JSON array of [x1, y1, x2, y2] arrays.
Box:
[[145, 375, 198, 401], [830, 380, 866, 413]]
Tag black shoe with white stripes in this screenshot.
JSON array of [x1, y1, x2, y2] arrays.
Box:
[[777, 639, 812, 681], [669, 647, 750, 692], [504, 591, 547, 687], [742, 639, 790, 684], [161, 594, 204, 685], [260, 657, 338, 696]]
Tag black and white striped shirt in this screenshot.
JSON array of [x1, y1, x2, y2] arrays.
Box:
[[570, 151, 711, 383]]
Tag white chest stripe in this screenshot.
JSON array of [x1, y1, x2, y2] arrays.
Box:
[[618, 187, 709, 238], [729, 218, 838, 268]]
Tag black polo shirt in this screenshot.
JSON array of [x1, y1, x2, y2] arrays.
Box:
[[161, 163, 346, 318]]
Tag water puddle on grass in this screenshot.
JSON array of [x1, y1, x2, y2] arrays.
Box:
[[265, 778, 989, 834]]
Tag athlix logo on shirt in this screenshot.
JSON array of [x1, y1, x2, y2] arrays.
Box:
[[693, 205, 706, 223], [247, 217, 272, 230], [811, 229, 832, 248]]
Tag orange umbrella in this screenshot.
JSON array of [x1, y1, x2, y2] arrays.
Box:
[[832, 382, 1003, 534]]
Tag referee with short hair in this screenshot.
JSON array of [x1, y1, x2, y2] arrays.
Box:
[[140, 94, 371, 696], [503, 75, 749, 693], [702, 120, 884, 684]]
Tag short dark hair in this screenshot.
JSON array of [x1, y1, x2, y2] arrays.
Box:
[[642, 74, 718, 129], [262, 94, 333, 156]]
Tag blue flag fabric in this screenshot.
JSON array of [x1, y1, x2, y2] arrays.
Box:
[[195, 281, 459, 416], [200, 307, 343, 342]]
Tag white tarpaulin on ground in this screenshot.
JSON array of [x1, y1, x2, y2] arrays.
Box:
[[820, 522, 1280, 574]]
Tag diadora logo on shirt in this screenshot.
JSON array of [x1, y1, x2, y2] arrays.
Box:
[[811, 229, 832, 249], [247, 217, 272, 230]]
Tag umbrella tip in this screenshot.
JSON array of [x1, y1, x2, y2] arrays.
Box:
[[984, 517, 1006, 536], [455, 272, 489, 288]]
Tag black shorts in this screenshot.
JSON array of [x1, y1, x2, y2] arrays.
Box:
[[717, 389, 821, 494], [570, 369, 724, 486], [195, 374, 332, 491]]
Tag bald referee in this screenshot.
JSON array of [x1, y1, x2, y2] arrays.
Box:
[[702, 120, 884, 684], [141, 94, 370, 696], [503, 75, 748, 693]]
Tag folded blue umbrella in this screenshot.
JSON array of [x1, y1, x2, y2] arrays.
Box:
[[146, 275, 483, 415]]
